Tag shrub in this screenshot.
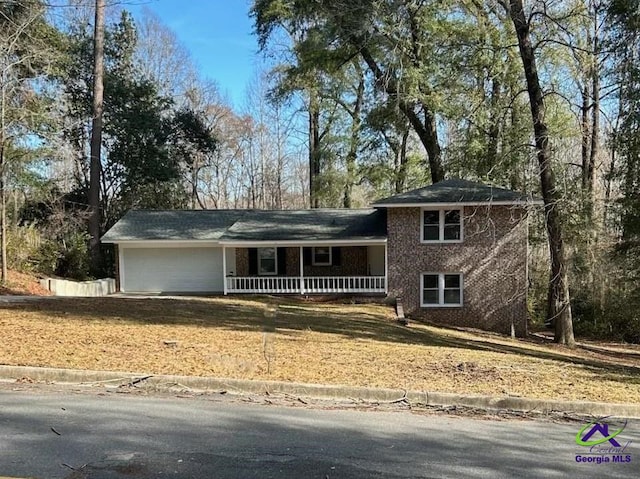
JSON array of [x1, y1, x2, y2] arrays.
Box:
[[606, 291, 640, 344], [7, 225, 90, 281], [54, 231, 90, 280], [7, 225, 43, 272]]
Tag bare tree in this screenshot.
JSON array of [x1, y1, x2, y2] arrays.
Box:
[[134, 8, 196, 100], [242, 70, 300, 210]]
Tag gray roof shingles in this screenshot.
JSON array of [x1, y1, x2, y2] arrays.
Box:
[[101, 210, 247, 242], [102, 208, 387, 243], [222, 209, 387, 242], [372, 178, 534, 205]]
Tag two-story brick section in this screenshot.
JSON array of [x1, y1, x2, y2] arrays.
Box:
[[374, 179, 539, 337], [103, 179, 539, 336]]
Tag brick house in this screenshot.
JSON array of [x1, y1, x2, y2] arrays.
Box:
[[103, 179, 539, 336], [373, 179, 537, 336]]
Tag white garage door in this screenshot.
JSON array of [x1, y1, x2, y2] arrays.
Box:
[[121, 247, 223, 293]]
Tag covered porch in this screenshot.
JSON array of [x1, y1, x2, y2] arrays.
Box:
[[221, 242, 387, 295]]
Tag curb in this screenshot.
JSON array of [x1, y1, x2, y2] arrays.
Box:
[[2, 365, 639, 419]]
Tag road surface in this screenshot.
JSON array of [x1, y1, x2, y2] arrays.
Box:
[[0, 387, 636, 478]]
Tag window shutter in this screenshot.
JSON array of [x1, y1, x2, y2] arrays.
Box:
[[248, 248, 258, 275], [303, 247, 312, 266], [332, 247, 341, 266], [277, 247, 287, 275]]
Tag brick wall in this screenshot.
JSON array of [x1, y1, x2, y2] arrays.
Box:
[[303, 246, 368, 276], [235, 248, 249, 276], [234, 246, 369, 277], [286, 247, 300, 276], [387, 206, 529, 336]]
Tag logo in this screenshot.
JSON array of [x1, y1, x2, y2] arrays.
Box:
[[575, 417, 633, 465], [576, 419, 627, 447]]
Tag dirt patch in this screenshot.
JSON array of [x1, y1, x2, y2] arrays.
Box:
[[0, 296, 638, 404], [0, 270, 51, 296]]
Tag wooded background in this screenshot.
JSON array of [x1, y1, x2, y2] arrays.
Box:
[[1, 0, 639, 344]]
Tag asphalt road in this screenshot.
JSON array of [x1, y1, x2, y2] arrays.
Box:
[[0, 388, 637, 479]]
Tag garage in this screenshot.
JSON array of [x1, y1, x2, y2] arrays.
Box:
[[120, 246, 224, 293]]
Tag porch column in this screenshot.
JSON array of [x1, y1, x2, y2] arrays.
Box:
[[384, 242, 388, 294], [299, 246, 305, 294], [222, 245, 227, 295]]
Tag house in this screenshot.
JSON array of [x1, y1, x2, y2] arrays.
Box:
[[102, 179, 540, 336]]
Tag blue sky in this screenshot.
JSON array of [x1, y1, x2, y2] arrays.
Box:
[[130, 0, 260, 107]]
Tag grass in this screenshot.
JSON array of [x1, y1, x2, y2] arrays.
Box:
[[0, 296, 639, 404]]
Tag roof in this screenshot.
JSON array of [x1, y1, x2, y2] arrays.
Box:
[[372, 179, 537, 206], [101, 210, 246, 242], [102, 208, 387, 243], [222, 209, 387, 242]]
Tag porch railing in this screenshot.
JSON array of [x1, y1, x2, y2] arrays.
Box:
[[226, 276, 301, 294], [226, 276, 386, 294]]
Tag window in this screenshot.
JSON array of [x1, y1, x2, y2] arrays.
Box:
[[312, 246, 332, 266], [258, 248, 277, 275], [421, 273, 463, 307], [421, 209, 462, 242], [443, 210, 461, 241]]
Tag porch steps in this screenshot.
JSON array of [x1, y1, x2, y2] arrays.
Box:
[[396, 298, 408, 326]]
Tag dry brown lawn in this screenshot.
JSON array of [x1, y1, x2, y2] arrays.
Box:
[[0, 296, 638, 404]]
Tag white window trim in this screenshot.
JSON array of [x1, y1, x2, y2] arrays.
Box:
[[420, 273, 464, 308], [312, 246, 332, 266], [420, 208, 464, 243], [258, 247, 278, 276]]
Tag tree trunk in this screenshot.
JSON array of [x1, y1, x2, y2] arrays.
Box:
[[507, 0, 575, 347], [88, 0, 105, 277], [0, 68, 6, 283], [191, 160, 199, 209], [12, 190, 17, 232], [0, 141, 6, 284], [582, 4, 601, 223], [395, 128, 410, 194], [508, 96, 523, 190], [343, 75, 364, 208], [486, 77, 502, 176], [605, 103, 622, 225], [275, 104, 283, 210], [587, 44, 600, 208], [580, 85, 590, 190], [421, 109, 444, 183], [308, 91, 321, 208], [259, 132, 265, 209]]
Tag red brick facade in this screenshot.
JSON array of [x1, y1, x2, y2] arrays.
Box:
[[387, 206, 529, 336], [235, 246, 369, 277]]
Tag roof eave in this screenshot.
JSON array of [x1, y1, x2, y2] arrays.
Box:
[[101, 238, 223, 244], [218, 238, 387, 246], [103, 237, 388, 245], [373, 200, 542, 208]]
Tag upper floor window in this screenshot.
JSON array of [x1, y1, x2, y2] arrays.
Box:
[[421, 209, 462, 243]]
